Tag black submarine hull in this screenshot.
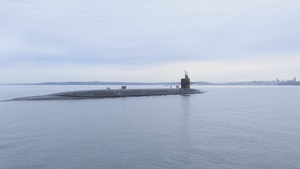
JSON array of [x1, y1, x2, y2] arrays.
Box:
[[10, 88, 204, 101]]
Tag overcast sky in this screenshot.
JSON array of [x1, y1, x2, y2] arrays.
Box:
[[0, 0, 299, 83]]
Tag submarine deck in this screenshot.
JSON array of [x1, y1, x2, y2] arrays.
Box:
[[10, 88, 203, 101]]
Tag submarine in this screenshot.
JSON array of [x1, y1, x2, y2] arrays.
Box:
[[9, 71, 204, 101]]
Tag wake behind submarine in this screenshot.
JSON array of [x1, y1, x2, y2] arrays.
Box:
[[10, 72, 205, 101]]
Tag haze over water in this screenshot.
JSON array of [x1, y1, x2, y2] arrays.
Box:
[[1, 85, 300, 169]]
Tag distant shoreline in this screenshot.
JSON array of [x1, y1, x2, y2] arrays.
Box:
[[1, 81, 299, 86]]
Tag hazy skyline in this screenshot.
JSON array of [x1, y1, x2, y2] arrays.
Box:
[[1, 0, 299, 83]]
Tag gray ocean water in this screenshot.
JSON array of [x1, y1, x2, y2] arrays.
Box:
[[0, 85, 300, 169]]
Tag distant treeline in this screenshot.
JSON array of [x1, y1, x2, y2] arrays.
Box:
[[39, 81, 180, 85], [39, 81, 216, 85]]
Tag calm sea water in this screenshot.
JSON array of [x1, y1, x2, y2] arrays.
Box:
[[1, 85, 300, 169]]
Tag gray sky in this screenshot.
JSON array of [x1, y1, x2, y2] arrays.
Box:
[[0, 0, 299, 83]]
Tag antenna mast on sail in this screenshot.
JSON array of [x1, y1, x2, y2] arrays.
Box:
[[185, 70, 189, 78]]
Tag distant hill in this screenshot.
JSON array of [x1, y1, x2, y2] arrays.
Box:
[[194, 82, 217, 85], [40, 81, 215, 85]]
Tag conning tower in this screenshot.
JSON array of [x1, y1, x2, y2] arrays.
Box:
[[181, 70, 190, 89]]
